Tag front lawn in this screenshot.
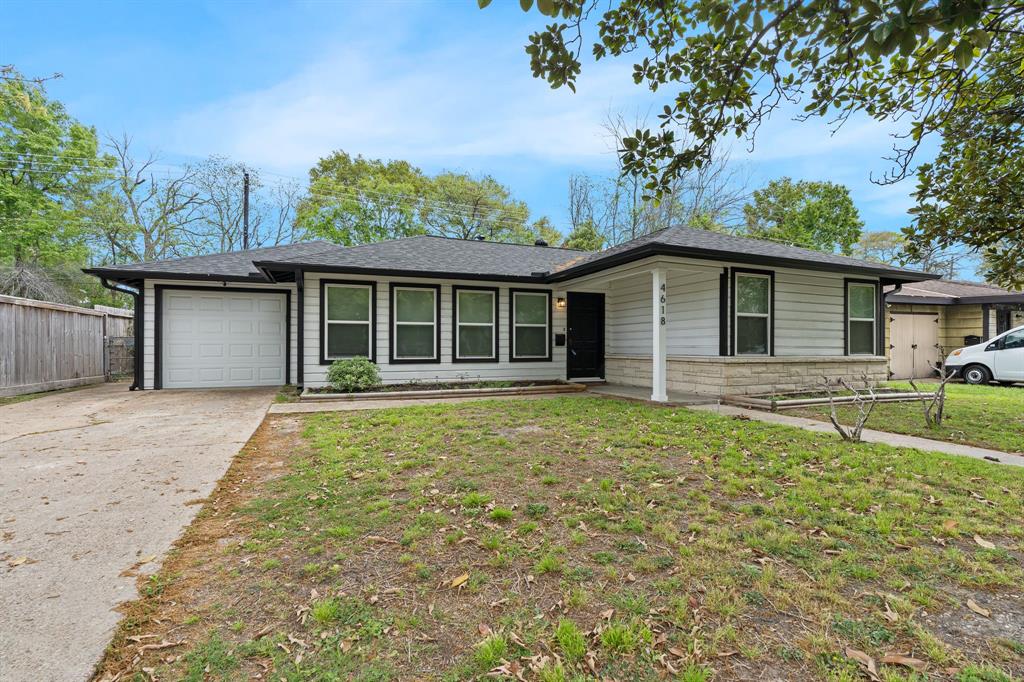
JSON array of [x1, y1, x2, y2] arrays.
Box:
[[95, 397, 1024, 681], [788, 383, 1024, 453]]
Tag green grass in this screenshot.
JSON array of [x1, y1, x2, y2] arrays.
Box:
[[788, 382, 1024, 452], [102, 396, 1024, 680]]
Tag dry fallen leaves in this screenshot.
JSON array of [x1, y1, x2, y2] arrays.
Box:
[[882, 653, 927, 672], [973, 535, 996, 550], [845, 647, 879, 681], [966, 599, 991, 618], [449, 573, 469, 589]]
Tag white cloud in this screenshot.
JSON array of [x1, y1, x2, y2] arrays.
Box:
[[167, 36, 650, 174]]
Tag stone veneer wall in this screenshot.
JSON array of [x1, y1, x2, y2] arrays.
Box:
[[605, 355, 888, 396]]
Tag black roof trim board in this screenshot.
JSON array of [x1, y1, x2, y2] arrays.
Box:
[[885, 293, 1024, 305], [82, 268, 267, 284]]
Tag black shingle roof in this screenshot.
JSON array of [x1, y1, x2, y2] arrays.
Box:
[[84, 241, 345, 281], [256, 235, 587, 280], [548, 226, 935, 282], [85, 226, 937, 285], [884, 278, 1024, 304]]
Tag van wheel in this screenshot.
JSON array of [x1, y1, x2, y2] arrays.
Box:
[[962, 365, 991, 385]]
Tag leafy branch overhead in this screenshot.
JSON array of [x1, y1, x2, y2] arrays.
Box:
[[482, 0, 1024, 286]]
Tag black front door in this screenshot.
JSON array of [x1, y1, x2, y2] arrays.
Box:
[[567, 292, 605, 379]]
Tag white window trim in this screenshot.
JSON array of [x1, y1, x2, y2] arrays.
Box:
[[455, 289, 497, 361], [393, 285, 438, 361], [847, 282, 877, 355], [512, 291, 550, 360], [324, 283, 373, 360], [734, 273, 771, 356]]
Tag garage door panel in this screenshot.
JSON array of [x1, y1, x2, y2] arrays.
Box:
[[168, 368, 196, 383], [166, 295, 194, 311], [198, 368, 225, 383], [259, 344, 281, 357], [198, 320, 223, 334], [197, 297, 224, 312], [199, 344, 223, 357], [228, 367, 255, 381], [258, 367, 283, 381], [167, 343, 194, 358], [259, 320, 282, 336], [162, 289, 287, 389]]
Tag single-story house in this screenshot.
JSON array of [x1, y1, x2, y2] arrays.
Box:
[[84, 226, 937, 400], [883, 279, 1024, 379]]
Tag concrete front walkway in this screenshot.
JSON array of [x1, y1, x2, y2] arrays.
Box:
[[0, 383, 275, 682], [691, 403, 1024, 467]]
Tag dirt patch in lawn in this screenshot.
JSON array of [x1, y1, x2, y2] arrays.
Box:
[[93, 398, 1024, 681]]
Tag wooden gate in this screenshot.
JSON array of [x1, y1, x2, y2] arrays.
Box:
[[0, 295, 134, 397]]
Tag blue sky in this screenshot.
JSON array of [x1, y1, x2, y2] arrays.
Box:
[[5, 0, 932, 239]]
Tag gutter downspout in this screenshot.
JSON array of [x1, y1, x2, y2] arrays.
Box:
[[100, 278, 142, 391]]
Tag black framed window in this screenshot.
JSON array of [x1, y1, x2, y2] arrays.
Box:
[[734, 272, 772, 355], [390, 284, 440, 362], [453, 287, 498, 362], [510, 289, 551, 361], [320, 280, 375, 363], [846, 281, 878, 355]]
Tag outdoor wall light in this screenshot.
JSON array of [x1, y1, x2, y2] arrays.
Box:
[[555, 297, 566, 310]]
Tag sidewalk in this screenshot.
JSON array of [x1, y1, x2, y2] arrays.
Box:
[[690, 404, 1024, 468]]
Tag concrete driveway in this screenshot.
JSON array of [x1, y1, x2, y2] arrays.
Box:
[[0, 383, 275, 682]]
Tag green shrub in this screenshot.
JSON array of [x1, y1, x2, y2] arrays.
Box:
[[326, 357, 380, 392]]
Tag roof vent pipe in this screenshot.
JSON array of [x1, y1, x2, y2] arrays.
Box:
[[534, 238, 548, 247]]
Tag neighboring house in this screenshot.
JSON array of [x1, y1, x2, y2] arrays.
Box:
[[84, 226, 936, 400], [884, 279, 1024, 379]]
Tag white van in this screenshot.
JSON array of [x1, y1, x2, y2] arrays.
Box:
[[944, 324, 1024, 385]]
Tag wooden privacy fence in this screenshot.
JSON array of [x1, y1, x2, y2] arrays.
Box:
[[0, 295, 134, 398]]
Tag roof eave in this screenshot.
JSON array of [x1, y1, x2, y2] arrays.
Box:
[[82, 267, 270, 284], [885, 293, 1024, 305], [546, 244, 939, 283]]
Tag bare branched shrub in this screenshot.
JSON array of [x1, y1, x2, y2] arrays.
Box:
[[908, 350, 954, 428], [821, 374, 879, 442]]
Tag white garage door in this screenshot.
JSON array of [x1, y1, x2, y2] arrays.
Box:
[[162, 289, 287, 388]]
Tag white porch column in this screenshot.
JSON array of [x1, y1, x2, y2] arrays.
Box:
[[651, 268, 668, 402]]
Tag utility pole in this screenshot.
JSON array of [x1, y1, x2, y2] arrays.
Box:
[[242, 171, 250, 250]]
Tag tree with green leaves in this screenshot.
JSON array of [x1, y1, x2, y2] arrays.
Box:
[[481, 0, 1023, 282], [905, 34, 1023, 288], [742, 178, 863, 254], [0, 71, 112, 268], [421, 171, 534, 242], [296, 151, 428, 246], [296, 151, 550, 246], [562, 219, 604, 250]]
